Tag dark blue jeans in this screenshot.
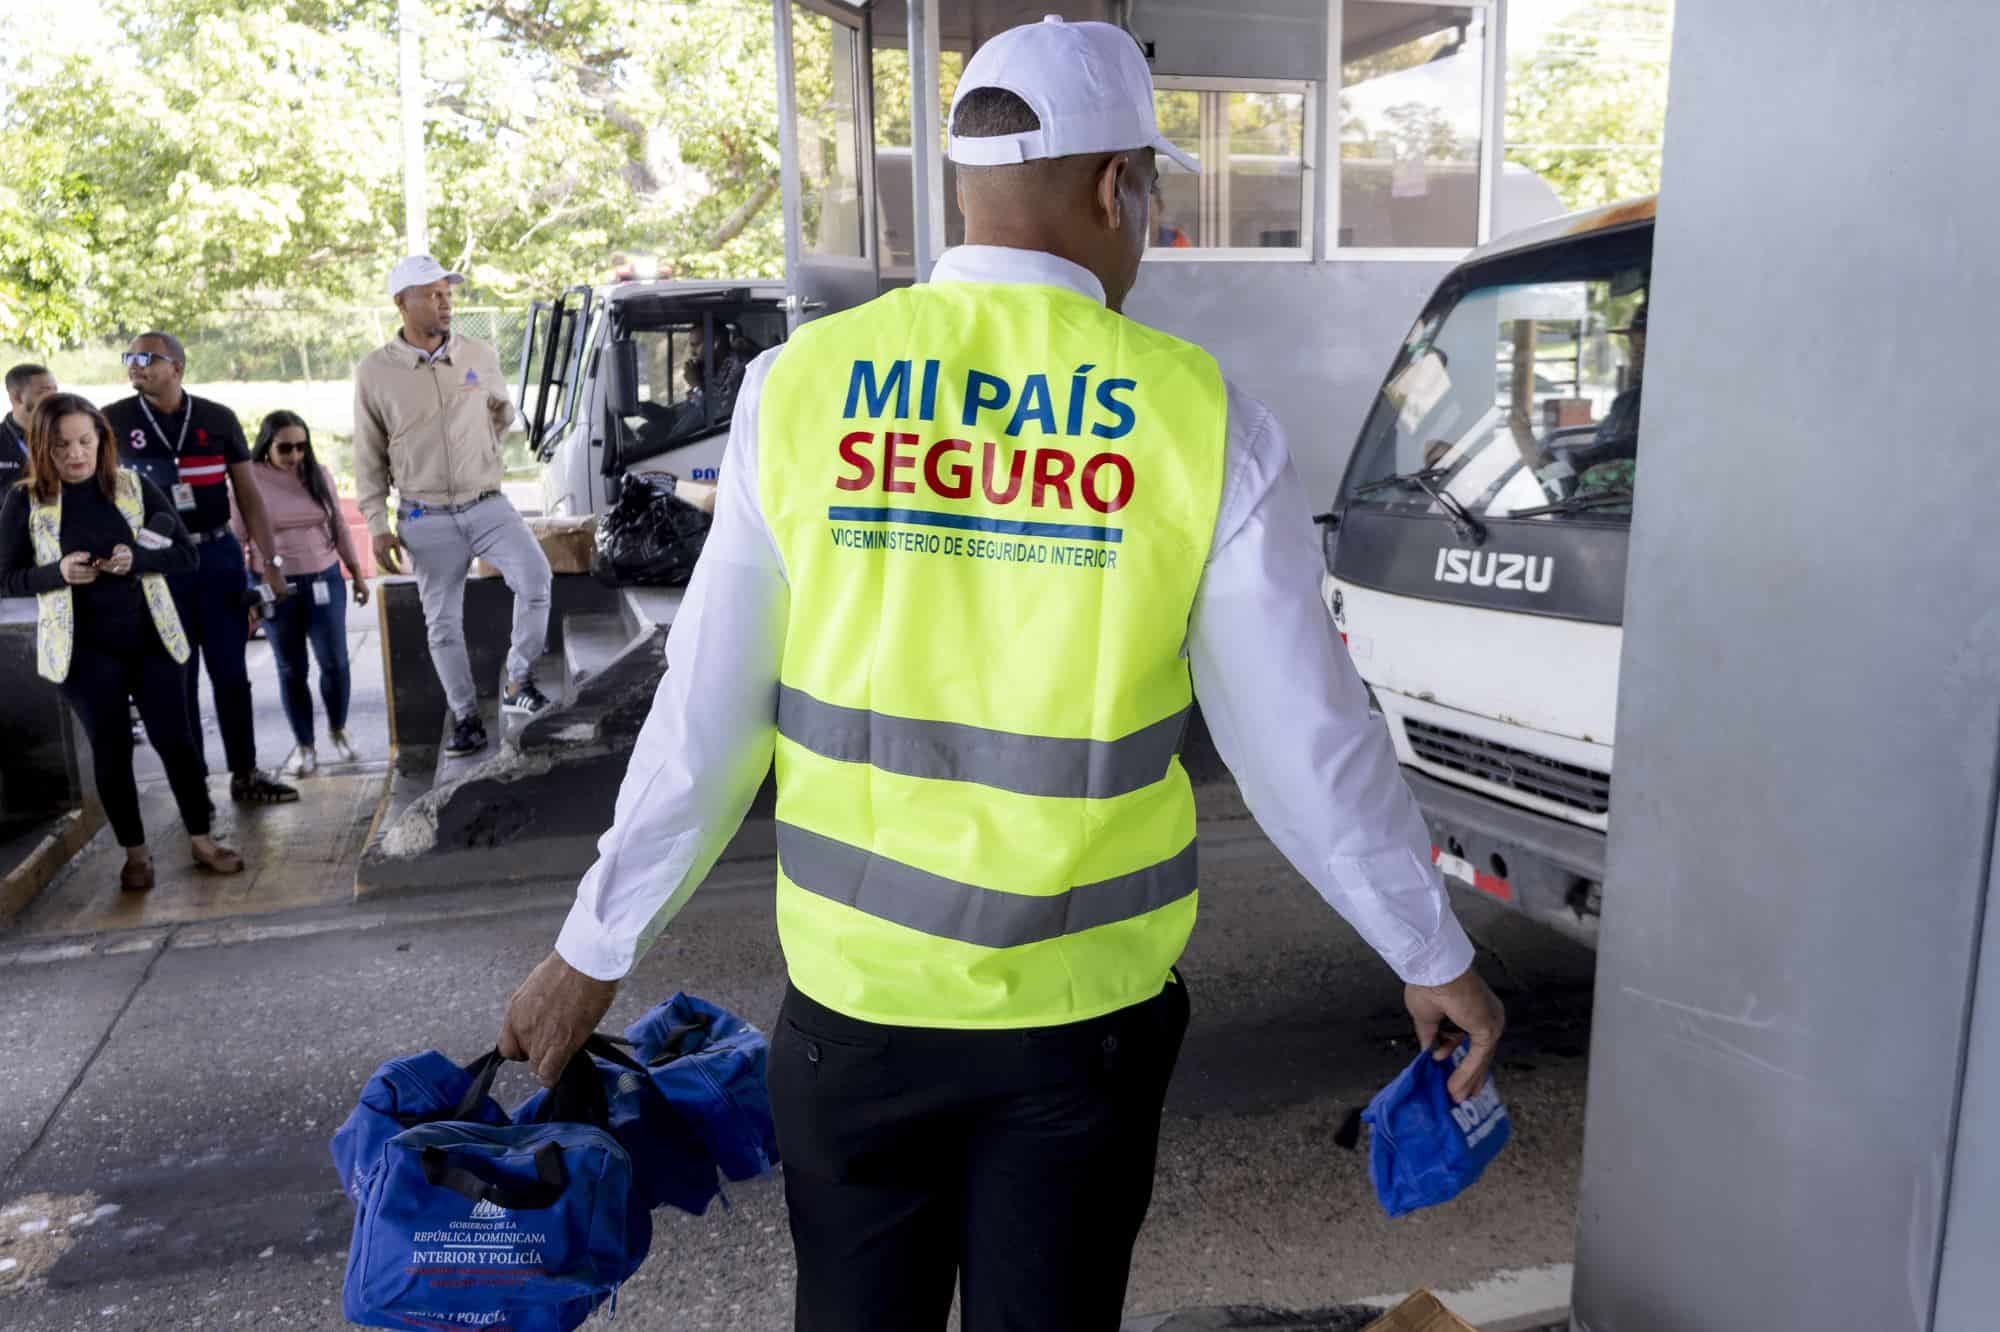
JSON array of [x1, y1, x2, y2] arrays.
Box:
[[165, 532, 257, 778], [268, 566, 351, 747]]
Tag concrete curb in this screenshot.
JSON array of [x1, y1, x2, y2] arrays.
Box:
[[1119, 1309, 1568, 1332], [0, 803, 105, 926]]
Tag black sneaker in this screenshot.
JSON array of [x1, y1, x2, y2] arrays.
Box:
[[231, 770, 300, 805], [445, 713, 488, 756], [501, 679, 552, 716]]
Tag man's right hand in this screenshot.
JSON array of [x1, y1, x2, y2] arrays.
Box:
[[372, 531, 404, 575], [1405, 966, 1507, 1103]]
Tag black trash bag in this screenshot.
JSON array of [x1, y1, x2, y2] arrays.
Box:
[[592, 472, 712, 587]]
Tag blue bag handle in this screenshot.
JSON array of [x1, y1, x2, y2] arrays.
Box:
[[421, 1140, 569, 1211]]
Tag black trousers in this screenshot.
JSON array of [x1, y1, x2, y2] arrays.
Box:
[[60, 634, 214, 847], [166, 532, 257, 777], [767, 976, 1191, 1332]]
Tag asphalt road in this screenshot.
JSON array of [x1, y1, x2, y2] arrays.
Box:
[[0, 817, 1595, 1330]]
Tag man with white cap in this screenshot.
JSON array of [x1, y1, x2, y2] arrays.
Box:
[[354, 256, 553, 758], [500, 16, 1503, 1327]]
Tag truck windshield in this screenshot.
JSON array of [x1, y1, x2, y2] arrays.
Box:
[[1345, 226, 1651, 523], [622, 309, 787, 453]]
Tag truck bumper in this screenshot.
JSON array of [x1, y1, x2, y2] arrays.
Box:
[[1404, 767, 1604, 948]]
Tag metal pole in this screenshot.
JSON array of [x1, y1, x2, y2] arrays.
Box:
[[398, 0, 429, 256], [773, 0, 806, 328], [910, 0, 944, 280]]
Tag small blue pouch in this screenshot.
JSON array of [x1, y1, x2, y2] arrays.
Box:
[[1356, 1041, 1511, 1218]]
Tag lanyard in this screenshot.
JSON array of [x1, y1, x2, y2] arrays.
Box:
[[137, 394, 192, 458]]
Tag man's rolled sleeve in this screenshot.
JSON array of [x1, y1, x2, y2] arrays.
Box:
[[351, 375, 393, 537]]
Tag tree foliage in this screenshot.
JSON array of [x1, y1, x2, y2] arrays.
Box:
[[1505, 0, 1674, 211], [0, 0, 788, 353]]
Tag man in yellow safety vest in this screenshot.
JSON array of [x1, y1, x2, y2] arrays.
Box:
[[501, 16, 1503, 1328]]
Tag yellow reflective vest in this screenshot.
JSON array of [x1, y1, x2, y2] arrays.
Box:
[[30, 468, 191, 683], [758, 280, 1228, 1028]]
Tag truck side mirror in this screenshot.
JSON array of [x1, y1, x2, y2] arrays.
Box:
[[607, 337, 641, 417]]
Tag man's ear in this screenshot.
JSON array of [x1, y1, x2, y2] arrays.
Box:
[[1095, 153, 1132, 231]]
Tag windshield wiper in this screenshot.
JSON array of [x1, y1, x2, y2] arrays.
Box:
[[1507, 488, 1634, 519], [1352, 466, 1488, 546]]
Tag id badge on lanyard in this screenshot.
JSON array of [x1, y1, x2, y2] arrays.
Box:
[[312, 579, 331, 607], [140, 397, 196, 510]]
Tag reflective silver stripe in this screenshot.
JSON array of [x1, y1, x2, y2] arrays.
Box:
[[777, 685, 1187, 800], [776, 821, 1197, 949]]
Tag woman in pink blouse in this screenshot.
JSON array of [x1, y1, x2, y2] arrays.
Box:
[[235, 411, 369, 777]]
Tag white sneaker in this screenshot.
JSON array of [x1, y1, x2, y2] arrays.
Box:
[[281, 745, 318, 778], [328, 730, 359, 763]]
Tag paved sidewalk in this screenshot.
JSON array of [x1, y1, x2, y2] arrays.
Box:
[[8, 619, 391, 939]]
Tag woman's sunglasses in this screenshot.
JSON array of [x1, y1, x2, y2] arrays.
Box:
[[273, 442, 307, 456]]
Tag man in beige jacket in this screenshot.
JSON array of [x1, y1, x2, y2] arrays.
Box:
[[354, 255, 553, 757]]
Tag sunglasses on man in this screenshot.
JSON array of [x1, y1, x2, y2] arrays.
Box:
[[121, 351, 180, 369]]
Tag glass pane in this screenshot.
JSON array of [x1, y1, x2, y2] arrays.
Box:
[[1151, 89, 1307, 250], [1345, 230, 1650, 521], [874, 45, 965, 275], [1339, 2, 1485, 248], [619, 311, 788, 456], [793, 9, 866, 258]]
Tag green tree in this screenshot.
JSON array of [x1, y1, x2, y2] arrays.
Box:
[[0, 0, 795, 354], [0, 0, 400, 348], [1505, 0, 1674, 211]]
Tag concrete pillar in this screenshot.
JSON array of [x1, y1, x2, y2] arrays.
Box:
[[1572, 3, 2000, 1330]]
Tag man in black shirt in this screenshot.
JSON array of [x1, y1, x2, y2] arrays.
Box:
[[1, 363, 57, 490], [104, 331, 298, 804]]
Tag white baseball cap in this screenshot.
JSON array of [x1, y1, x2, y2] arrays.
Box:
[[388, 254, 466, 299], [947, 16, 1199, 174]]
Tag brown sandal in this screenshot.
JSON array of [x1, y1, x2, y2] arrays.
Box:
[[120, 860, 155, 893], [192, 842, 245, 875]]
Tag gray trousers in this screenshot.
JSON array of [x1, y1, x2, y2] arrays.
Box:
[[397, 495, 552, 720]]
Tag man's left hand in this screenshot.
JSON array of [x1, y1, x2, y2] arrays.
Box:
[[500, 950, 619, 1087]]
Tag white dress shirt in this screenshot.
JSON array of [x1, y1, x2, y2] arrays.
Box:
[[555, 245, 1475, 990]]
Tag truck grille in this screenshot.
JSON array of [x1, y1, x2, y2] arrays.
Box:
[[1403, 719, 1611, 815]]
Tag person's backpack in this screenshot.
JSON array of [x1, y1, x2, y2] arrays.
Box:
[[624, 992, 780, 1183], [1353, 1041, 1511, 1218], [340, 1048, 650, 1331], [512, 1034, 722, 1216], [329, 1049, 511, 1203]]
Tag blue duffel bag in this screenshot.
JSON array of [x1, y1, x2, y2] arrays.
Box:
[[341, 1048, 650, 1331], [1358, 1039, 1511, 1218], [624, 993, 779, 1183], [330, 1049, 511, 1203], [513, 1033, 721, 1216]]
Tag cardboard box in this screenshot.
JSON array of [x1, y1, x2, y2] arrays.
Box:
[[674, 479, 717, 514], [473, 514, 597, 578], [1361, 1291, 1480, 1332], [1542, 398, 1595, 431]]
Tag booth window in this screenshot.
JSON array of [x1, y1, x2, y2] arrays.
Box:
[[793, 8, 868, 259], [1147, 79, 1314, 260], [1335, 1, 1491, 252]]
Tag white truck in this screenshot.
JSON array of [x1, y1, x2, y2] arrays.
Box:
[[520, 279, 790, 517], [1320, 196, 1657, 946]]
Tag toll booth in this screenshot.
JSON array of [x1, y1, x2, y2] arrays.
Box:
[[771, 0, 1559, 503]]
